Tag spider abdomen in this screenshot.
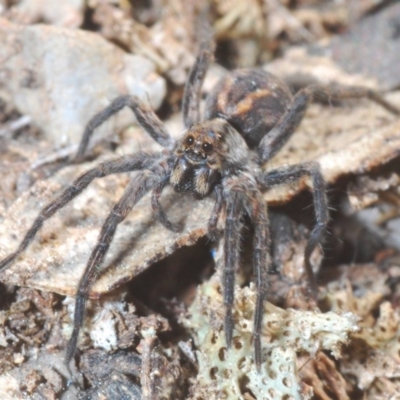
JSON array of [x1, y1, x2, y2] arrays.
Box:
[[205, 69, 293, 149]]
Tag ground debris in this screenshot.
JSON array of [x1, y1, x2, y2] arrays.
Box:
[[0, 2, 400, 399], [321, 262, 400, 399], [299, 352, 349, 400]]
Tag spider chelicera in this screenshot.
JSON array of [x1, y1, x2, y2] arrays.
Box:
[[1, 35, 399, 371]]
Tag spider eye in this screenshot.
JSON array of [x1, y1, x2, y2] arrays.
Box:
[[186, 135, 194, 145], [202, 142, 213, 153]]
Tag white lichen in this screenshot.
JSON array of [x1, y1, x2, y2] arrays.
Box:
[[182, 275, 359, 400], [63, 293, 127, 352]]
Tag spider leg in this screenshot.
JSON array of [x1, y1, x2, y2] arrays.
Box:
[[181, 24, 214, 128], [151, 175, 180, 232], [223, 190, 244, 349], [75, 95, 173, 161], [0, 153, 162, 271], [259, 162, 328, 296], [66, 171, 161, 366], [258, 84, 400, 163], [207, 184, 224, 241], [247, 192, 269, 371]]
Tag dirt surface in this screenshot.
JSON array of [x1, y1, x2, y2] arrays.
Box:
[[0, 1, 400, 399]]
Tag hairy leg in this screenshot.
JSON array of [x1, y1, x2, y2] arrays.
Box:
[[75, 96, 173, 161], [66, 172, 161, 365], [0, 153, 162, 271], [258, 84, 400, 163], [259, 162, 328, 295], [207, 184, 224, 241], [151, 174, 180, 232], [223, 190, 244, 349], [247, 193, 269, 370], [181, 40, 214, 128]]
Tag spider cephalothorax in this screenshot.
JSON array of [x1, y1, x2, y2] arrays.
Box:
[[171, 118, 250, 198], [1, 30, 399, 372]]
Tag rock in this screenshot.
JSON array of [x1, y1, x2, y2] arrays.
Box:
[[0, 18, 166, 147], [4, 0, 84, 27]]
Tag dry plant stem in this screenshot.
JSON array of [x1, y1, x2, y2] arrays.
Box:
[[31, 144, 79, 170], [140, 336, 157, 400], [0, 115, 31, 138]]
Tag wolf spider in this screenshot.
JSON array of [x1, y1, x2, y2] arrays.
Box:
[[1, 37, 399, 370]]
